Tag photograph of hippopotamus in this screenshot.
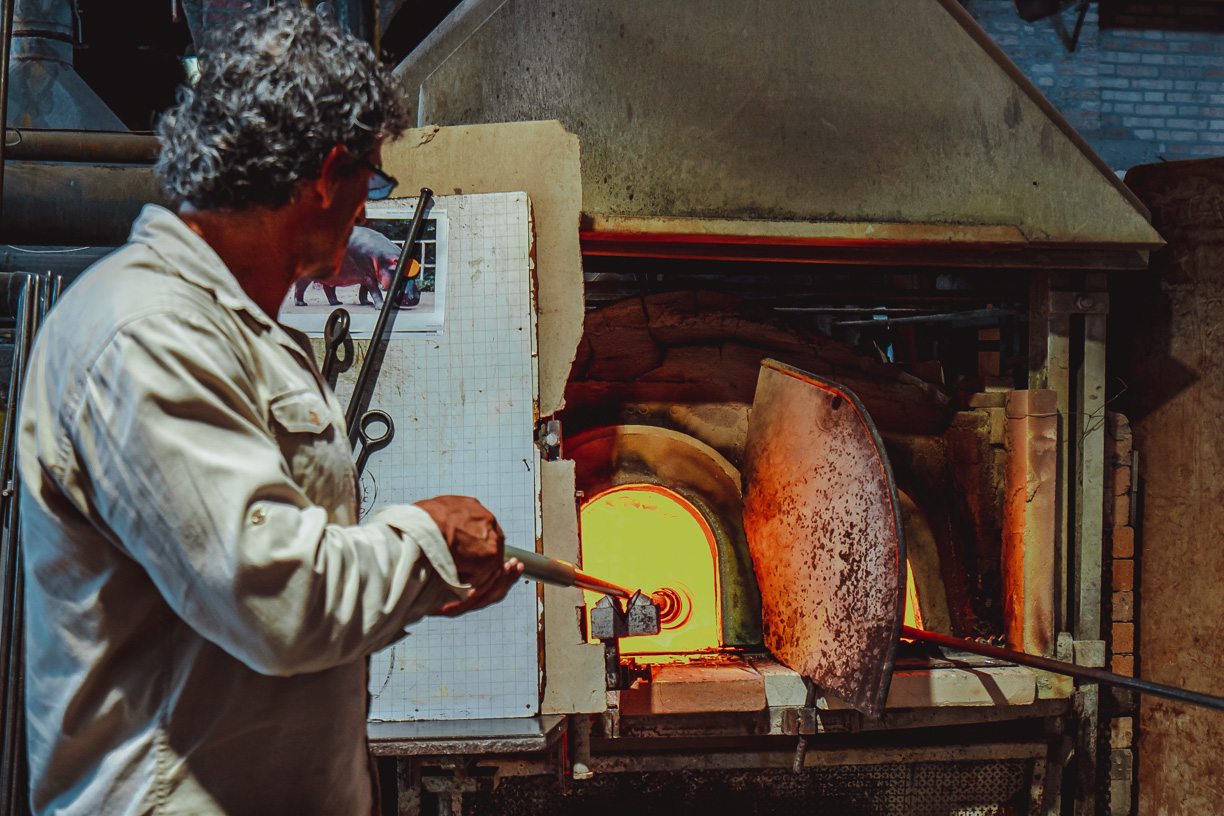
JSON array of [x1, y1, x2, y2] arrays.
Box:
[[292, 225, 422, 309], [280, 205, 445, 335]]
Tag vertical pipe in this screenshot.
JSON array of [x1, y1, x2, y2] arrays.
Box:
[[0, 0, 18, 234], [0, 273, 35, 816], [569, 714, 593, 780]]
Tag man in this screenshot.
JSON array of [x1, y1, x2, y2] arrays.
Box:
[[17, 6, 521, 814]]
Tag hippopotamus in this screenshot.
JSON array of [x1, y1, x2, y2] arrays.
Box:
[[293, 225, 421, 308]]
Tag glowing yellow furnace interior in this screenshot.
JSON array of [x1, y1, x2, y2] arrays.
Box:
[[580, 484, 723, 654]]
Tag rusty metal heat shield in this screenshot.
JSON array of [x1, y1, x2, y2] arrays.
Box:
[[742, 360, 906, 719]]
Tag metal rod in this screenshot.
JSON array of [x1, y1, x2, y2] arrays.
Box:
[[1, 273, 35, 816], [504, 545, 632, 600], [345, 187, 433, 445], [904, 626, 1224, 714], [0, 275, 27, 491], [835, 308, 1012, 328]]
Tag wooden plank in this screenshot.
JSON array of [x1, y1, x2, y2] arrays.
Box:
[[1029, 273, 1072, 637], [539, 459, 606, 715], [383, 122, 584, 417], [582, 215, 1030, 246], [579, 238, 1151, 271], [1003, 391, 1059, 657], [1074, 305, 1108, 644]]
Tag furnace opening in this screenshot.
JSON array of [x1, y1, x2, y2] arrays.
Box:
[[580, 484, 723, 654]]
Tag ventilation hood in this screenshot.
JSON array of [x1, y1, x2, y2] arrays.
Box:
[[6, 0, 125, 130], [394, 0, 1163, 267]]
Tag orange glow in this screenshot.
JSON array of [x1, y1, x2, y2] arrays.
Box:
[[904, 558, 923, 631], [580, 484, 722, 654]]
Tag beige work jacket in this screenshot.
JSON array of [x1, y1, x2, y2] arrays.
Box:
[[17, 205, 465, 815]]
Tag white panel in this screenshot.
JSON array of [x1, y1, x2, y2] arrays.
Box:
[[340, 192, 540, 720]]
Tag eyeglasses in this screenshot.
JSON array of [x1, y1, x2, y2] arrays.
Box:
[[343, 152, 398, 200]]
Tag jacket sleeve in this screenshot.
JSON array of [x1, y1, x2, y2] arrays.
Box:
[[60, 311, 468, 677]]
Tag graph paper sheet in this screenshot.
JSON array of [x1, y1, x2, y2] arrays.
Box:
[[356, 192, 541, 721]]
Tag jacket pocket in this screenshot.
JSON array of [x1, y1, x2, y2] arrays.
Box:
[[267, 390, 334, 435]]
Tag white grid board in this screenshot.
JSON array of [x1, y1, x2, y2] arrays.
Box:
[[357, 192, 541, 721]]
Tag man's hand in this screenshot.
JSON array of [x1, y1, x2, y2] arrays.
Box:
[[436, 557, 523, 617], [415, 495, 523, 614]]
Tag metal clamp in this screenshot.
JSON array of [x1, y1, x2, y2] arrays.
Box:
[[591, 592, 661, 690]]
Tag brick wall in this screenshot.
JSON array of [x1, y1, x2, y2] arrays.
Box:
[[963, 0, 1224, 172], [1105, 410, 1137, 816], [1101, 2, 1224, 31]]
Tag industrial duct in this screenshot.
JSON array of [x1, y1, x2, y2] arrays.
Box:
[[5, 0, 125, 130]]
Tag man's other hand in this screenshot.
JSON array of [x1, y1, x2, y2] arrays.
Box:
[[415, 495, 523, 613]]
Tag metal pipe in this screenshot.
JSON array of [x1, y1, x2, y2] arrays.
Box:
[[904, 626, 1224, 714], [835, 308, 1012, 328], [504, 545, 632, 600], [3, 128, 160, 163], [0, 273, 35, 816], [1, 161, 167, 246], [0, 0, 17, 235], [569, 713, 593, 780]]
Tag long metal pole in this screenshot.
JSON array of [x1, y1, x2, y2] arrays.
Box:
[[345, 187, 433, 445], [504, 545, 632, 600], [1, 273, 36, 816], [904, 626, 1224, 714]]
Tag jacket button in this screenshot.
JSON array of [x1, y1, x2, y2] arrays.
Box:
[[251, 507, 267, 525]]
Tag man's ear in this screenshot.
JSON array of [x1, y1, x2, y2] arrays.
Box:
[[314, 145, 350, 208]]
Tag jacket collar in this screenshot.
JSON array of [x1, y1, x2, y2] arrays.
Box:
[[128, 204, 311, 363]]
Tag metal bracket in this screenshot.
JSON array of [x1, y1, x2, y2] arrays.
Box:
[[591, 592, 661, 690], [535, 418, 561, 460], [1049, 291, 1109, 315]]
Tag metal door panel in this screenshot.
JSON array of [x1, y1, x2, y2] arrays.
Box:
[[742, 359, 905, 718]]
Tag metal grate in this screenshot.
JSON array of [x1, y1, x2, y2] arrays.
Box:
[[462, 760, 1031, 816]]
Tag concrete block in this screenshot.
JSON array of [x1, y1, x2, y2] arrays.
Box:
[[966, 391, 1006, 408], [884, 666, 1036, 708], [1113, 559, 1135, 591], [1111, 716, 1135, 749], [1111, 655, 1135, 677], [1075, 639, 1107, 668], [1112, 526, 1135, 559], [748, 657, 808, 707], [618, 661, 767, 715], [950, 409, 990, 432], [988, 407, 1006, 446], [1112, 590, 1135, 622]]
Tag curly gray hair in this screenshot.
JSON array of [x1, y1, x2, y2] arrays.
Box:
[[155, 4, 411, 210]]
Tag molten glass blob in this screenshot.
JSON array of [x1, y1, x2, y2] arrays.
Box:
[[580, 484, 722, 654], [650, 585, 694, 629]]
